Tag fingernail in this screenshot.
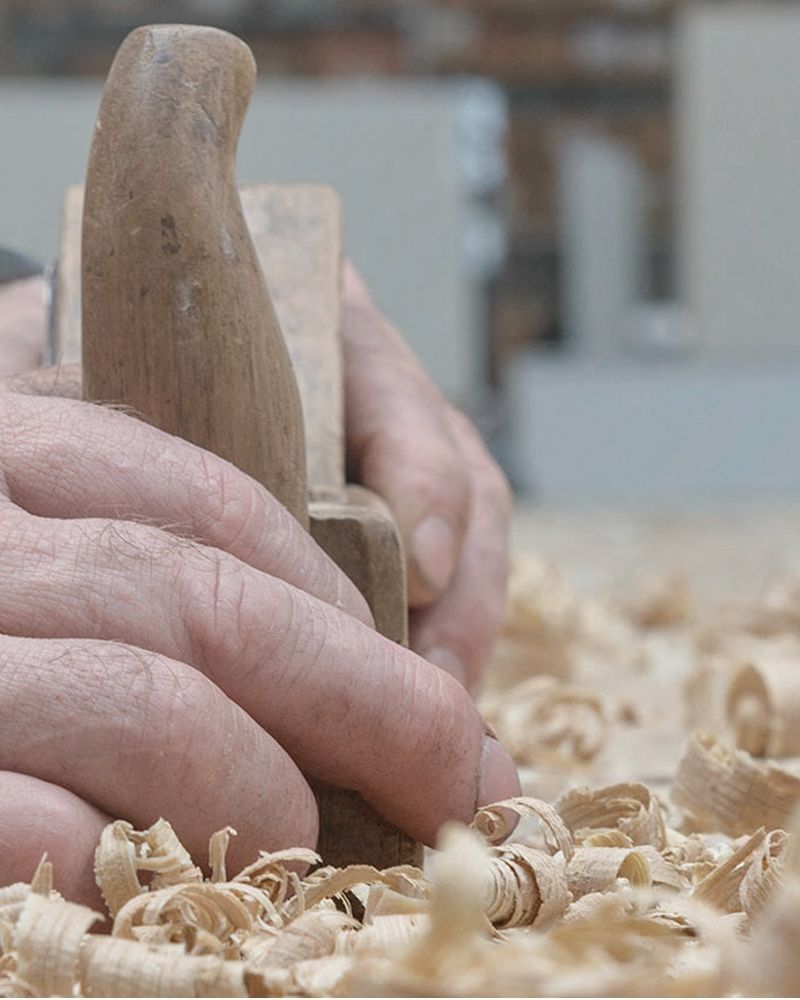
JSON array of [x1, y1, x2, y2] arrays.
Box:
[[478, 735, 521, 810], [424, 646, 467, 686], [411, 515, 458, 594]]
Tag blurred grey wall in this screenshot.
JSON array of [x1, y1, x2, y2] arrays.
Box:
[[0, 77, 506, 406], [507, 2, 800, 506], [677, 3, 800, 360]]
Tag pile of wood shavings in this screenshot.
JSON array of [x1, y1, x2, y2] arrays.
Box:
[[4, 551, 800, 996]]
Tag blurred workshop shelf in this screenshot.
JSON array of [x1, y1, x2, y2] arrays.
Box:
[[508, 355, 800, 505]]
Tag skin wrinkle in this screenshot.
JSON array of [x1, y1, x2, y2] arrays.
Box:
[[356, 427, 471, 550], [0, 265, 519, 888], [342, 265, 512, 666], [194, 447, 245, 546], [288, 599, 370, 755], [0, 514, 61, 629], [0, 637, 317, 862], [25, 640, 156, 729], [4, 519, 486, 842], [243, 586, 483, 839], [0, 773, 108, 906], [2, 519, 171, 648], [182, 552, 296, 691], [0, 393, 371, 626], [78, 522, 182, 644], [361, 650, 480, 837], [1, 645, 131, 792], [409, 407, 512, 689]]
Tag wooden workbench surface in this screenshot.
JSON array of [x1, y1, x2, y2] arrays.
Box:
[[489, 503, 800, 804]]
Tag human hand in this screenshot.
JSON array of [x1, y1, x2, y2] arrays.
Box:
[[343, 263, 513, 692], [2, 266, 514, 695], [0, 391, 519, 908]]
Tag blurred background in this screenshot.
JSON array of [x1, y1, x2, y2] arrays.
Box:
[[2, 0, 800, 508]]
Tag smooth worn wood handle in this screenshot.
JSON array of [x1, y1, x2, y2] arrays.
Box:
[[81, 26, 421, 869], [82, 24, 308, 526]]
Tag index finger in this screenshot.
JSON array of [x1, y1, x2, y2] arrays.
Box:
[[343, 262, 471, 609], [1, 512, 520, 845], [411, 407, 513, 693]]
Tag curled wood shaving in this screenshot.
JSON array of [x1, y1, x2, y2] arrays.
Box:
[[346, 913, 428, 954], [566, 847, 651, 899], [94, 818, 204, 922], [209, 828, 236, 884], [727, 654, 800, 757], [140, 818, 205, 889], [482, 844, 570, 930], [673, 731, 800, 836], [233, 848, 320, 905], [80, 935, 247, 998], [242, 910, 356, 973], [279, 955, 353, 997], [8, 540, 800, 996], [625, 570, 691, 629], [94, 822, 142, 918], [489, 555, 582, 684], [15, 895, 101, 997], [0, 794, 792, 998], [635, 847, 690, 892], [362, 884, 428, 922], [557, 782, 667, 849], [733, 808, 800, 992], [581, 829, 633, 848], [483, 676, 607, 767], [471, 796, 574, 858], [295, 864, 428, 914], [692, 828, 768, 913], [113, 881, 273, 954], [739, 829, 788, 918]]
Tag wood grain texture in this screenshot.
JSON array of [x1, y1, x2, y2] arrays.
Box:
[[51, 185, 83, 368], [55, 184, 344, 495], [311, 486, 409, 646], [241, 185, 345, 494], [81, 24, 308, 525], [80, 23, 419, 870], [311, 485, 423, 868]]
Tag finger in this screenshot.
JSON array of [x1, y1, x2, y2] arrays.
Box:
[[411, 407, 513, 693], [0, 511, 519, 845], [343, 261, 471, 608], [0, 392, 371, 626], [0, 361, 82, 398], [0, 277, 46, 375], [0, 771, 110, 910], [0, 635, 318, 876]]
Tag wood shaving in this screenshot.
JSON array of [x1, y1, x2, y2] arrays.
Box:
[[726, 650, 800, 757], [6, 536, 800, 995], [488, 554, 583, 684], [673, 731, 800, 836], [471, 796, 573, 857], [0, 790, 795, 997], [483, 676, 607, 768], [557, 782, 667, 849], [718, 575, 800, 640], [624, 570, 692, 629]]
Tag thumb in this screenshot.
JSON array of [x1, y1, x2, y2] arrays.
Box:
[[343, 262, 471, 607]]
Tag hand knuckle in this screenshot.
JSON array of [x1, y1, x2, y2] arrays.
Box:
[[194, 452, 263, 552], [111, 646, 229, 787]]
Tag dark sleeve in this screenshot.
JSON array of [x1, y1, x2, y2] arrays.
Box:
[[0, 248, 43, 285]]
